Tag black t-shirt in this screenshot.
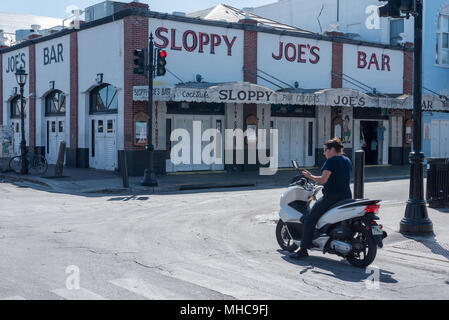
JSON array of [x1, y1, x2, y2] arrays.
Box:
[[321, 155, 352, 199]]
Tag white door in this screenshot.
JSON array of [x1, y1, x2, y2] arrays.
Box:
[[89, 115, 118, 171], [193, 115, 212, 171], [290, 118, 305, 166], [46, 117, 65, 164], [441, 121, 449, 158], [274, 117, 311, 168], [276, 118, 291, 168], [431, 121, 440, 158], [11, 120, 21, 156], [172, 115, 194, 172], [305, 118, 316, 167], [167, 115, 225, 172], [211, 116, 225, 171]]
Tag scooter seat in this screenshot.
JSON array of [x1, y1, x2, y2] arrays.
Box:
[[327, 199, 357, 211]]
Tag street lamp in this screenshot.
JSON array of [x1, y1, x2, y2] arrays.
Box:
[[400, 0, 434, 235], [15, 68, 28, 175]]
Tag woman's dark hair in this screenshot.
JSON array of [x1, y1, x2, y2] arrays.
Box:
[[325, 137, 344, 154]]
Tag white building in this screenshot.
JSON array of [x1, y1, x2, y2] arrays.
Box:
[[2, 1, 445, 176], [247, 0, 414, 45]]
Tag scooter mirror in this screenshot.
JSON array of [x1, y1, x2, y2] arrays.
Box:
[[291, 160, 299, 169]]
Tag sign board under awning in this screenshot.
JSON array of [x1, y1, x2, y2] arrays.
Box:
[[0, 125, 14, 158], [133, 84, 449, 112]]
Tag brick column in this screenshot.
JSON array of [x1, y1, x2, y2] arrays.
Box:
[[239, 18, 259, 170], [122, 4, 153, 175], [403, 42, 413, 95], [29, 44, 36, 149], [239, 18, 258, 84], [67, 31, 80, 167], [326, 31, 344, 88]]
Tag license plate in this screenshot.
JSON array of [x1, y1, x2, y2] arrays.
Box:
[[372, 225, 383, 236]]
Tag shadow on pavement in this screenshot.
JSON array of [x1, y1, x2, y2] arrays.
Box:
[[279, 250, 398, 284], [405, 235, 449, 260]]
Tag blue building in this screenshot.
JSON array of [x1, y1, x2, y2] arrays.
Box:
[[422, 1, 449, 159]]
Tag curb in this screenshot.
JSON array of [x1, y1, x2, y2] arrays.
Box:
[[0, 174, 52, 188]]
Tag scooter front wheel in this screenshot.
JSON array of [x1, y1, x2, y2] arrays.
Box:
[[276, 220, 299, 252]]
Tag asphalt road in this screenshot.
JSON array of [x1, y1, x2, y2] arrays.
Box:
[[0, 178, 448, 300]]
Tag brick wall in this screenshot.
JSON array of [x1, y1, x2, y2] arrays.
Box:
[[240, 19, 258, 84], [403, 42, 413, 95], [331, 42, 343, 88], [123, 13, 149, 151], [70, 32, 79, 149], [29, 44, 36, 148]]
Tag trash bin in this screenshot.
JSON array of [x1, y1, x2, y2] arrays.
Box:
[[426, 158, 449, 208]]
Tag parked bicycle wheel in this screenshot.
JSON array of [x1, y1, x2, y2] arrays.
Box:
[[30, 155, 48, 175], [9, 156, 29, 174]]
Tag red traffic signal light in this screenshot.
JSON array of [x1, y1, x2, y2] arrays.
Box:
[[156, 49, 167, 77]]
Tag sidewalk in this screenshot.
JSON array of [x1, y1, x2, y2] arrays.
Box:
[[0, 164, 412, 195]]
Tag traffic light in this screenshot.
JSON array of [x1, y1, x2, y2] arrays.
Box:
[[134, 48, 148, 76], [378, 0, 415, 18], [399, 0, 415, 14], [378, 0, 401, 18], [156, 49, 167, 77]]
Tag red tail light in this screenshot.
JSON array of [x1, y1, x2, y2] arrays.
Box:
[[366, 204, 380, 214]]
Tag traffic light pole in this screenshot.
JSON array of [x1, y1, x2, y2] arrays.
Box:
[[141, 33, 158, 187], [400, 0, 433, 235]]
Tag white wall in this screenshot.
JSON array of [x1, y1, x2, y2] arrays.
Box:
[[343, 44, 404, 94], [149, 19, 244, 86], [35, 35, 71, 148], [77, 20, 125, 150], [257, 32, 333, 90], [2, 47, 30, 142], [252, 0, 414, 45]]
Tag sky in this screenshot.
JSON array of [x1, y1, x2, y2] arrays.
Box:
[[0, 0, 276, 18]]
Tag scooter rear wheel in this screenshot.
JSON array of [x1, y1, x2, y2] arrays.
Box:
[[276, 220, 299, 252], [346, 224, 377, 268]]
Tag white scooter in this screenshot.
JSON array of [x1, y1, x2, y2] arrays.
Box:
[[276, 161, 387, 268]]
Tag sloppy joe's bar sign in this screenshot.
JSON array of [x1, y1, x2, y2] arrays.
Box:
[[272, 41, 321, 64], [154, 27, 238, 56], [133, 84, 449, 111]]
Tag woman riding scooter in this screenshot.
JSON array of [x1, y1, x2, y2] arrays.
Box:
[[291, 137, 352, 259]]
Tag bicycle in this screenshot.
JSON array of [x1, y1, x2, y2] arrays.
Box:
[[9, 150, 48, 175]]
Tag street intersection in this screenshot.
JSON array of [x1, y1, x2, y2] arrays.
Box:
[[0, 178, 448, 300]]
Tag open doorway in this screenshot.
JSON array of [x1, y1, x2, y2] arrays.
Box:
[[360, 121, 379, 165]]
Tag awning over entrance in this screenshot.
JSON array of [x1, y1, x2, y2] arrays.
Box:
[[133, 83, 449, 112]]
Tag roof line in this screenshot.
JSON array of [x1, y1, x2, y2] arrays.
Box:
[[0, 7, 411, 55]]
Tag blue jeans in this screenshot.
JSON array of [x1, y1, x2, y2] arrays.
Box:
[[300, 195, 348, 250]]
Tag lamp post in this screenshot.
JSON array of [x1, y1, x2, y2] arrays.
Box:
[[400, 0, 434, 235], [15, 68, 28, 175]]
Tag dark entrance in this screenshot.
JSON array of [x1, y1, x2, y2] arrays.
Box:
[[360, 121, 380, 165]]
